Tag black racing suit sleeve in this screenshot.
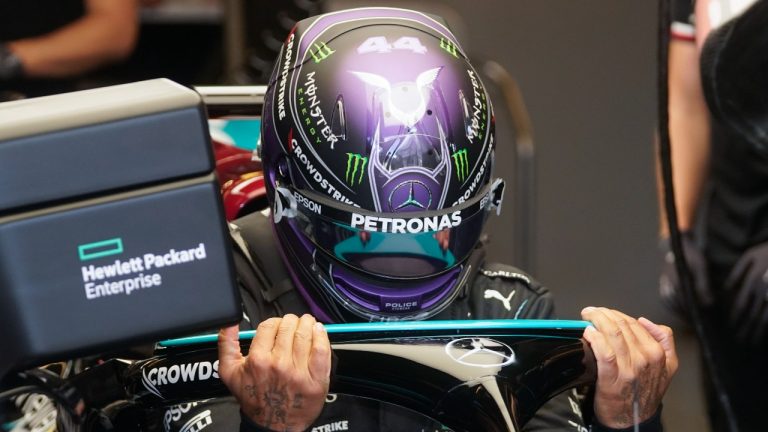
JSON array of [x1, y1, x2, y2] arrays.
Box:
[[591, 408, 663, 432]]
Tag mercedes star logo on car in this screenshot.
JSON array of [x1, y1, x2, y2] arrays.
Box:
[[445, 337, 516, 368]]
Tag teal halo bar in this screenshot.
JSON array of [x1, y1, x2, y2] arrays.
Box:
[[159, 319, 590, 348]]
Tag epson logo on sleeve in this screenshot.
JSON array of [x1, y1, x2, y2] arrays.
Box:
[[350, 211, 461, 234], [179, 410, 213, 432], [165, 402, 202, 430]]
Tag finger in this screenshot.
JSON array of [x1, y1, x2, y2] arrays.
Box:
[[753, 297, 768, 346], [725, 255, 752, 292], [638, 317, 678, 373], [603, 309, 657, 379], [611, 310, 669, 379], [603, 309, 641, 347], [218, 325, 244, 380], [742, 294, 764, 340], [308, 322, 332, 384], [249, 317, 281, 357], [740, 278, 764, 343], [731, 270, 760, 342], [292, 314, 317, 370], [729, 264, 755, 327], [730, 287, 751, 330], [582, 325, 619, 382], [611, 310, 661, 352], [272, 314, 300, 359], [582, 307, 631, 371], [693, 267, 713, 306]]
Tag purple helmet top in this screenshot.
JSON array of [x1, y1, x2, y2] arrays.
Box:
[[264, 7, 494, 210]]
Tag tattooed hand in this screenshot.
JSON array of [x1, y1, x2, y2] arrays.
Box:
[[580, 307, 678, 429], [218, 314, 332, 431]]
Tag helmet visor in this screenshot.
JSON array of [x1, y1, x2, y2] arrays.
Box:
[[273, 179, 505, 278]]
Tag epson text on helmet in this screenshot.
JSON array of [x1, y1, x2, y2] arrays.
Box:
[[292, 143, 356, 206], [277, 33, 295, 120], [293, 190, 322, 214], [350, 211, 461, 233]]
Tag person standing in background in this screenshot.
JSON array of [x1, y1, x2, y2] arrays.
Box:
[[0, 0, 138, 99], [658, 0, 768, 430]]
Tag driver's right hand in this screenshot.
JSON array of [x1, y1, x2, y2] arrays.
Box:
[[218, 314, 332, 431]]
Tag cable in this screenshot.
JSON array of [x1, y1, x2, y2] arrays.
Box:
[[633, 379, 640, 432], [656, 0, 738, 430], [0, 386, 38, 401]]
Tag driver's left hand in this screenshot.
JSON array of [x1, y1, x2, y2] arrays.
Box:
[[218, 314, 331, 431], [581, 307, 678, 429]]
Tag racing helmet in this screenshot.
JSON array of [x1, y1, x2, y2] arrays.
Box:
[[260, 7, 505, 322]]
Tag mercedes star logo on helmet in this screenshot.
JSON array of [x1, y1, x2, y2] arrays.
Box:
[[389, 180, 432, 211], [445, 337, 516, 368]]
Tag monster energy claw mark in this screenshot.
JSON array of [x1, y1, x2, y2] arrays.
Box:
[[439, 38, 459, 58], [346, 153, 368, 186], [452, 149, 469, 181], [310, 42, 335, 63]]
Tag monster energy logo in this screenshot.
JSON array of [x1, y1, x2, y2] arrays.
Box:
[[452, 149, 469, 181], [310, 42, 335, 63], [440, 38, 459, 58], [345, 153, 368, 186]]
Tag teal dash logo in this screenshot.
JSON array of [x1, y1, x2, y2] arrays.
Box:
[[78, 238, 123, 261]]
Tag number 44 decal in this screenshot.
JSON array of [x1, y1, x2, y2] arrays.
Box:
[[357, 36, 427, 55]]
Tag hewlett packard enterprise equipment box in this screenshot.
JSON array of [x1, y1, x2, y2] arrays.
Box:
[[0, 80, 240, 377]]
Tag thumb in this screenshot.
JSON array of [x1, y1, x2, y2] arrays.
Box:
[[217, 324, 244, 380]]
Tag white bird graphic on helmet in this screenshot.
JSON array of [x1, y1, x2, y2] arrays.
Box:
[[350, 67, 442, 127]]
